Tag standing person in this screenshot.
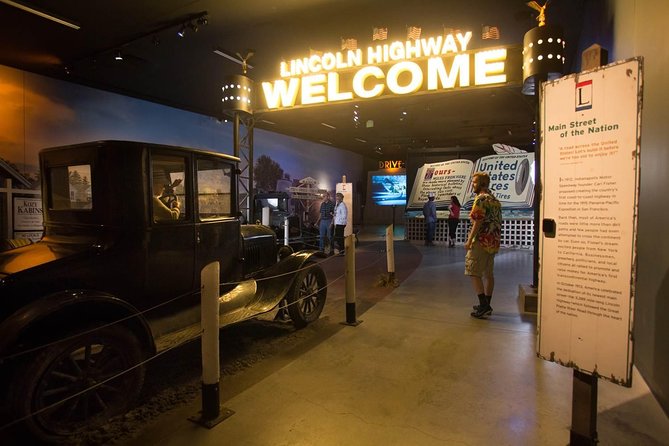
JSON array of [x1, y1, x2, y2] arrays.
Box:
[[447, 195, 461, 247], [422, 192, 437, 246], [317, 192, 335, 252], [333, 192, 348, 255], [464, 173, 502, 319]]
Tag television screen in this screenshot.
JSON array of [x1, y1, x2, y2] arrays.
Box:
[[371, 174, 407, 206]]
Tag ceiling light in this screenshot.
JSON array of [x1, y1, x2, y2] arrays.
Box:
[[0, 0, 80, 29], [355, 138, 367, 143], [114, 51, 123, 61], [319, 140, 333, 145], [259, 119, 276, 125], [177, 25, 186, 37], [321, 122, 336, 129]]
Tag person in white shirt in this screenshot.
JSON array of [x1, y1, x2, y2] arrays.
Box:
[[333, 192, 348, 255]]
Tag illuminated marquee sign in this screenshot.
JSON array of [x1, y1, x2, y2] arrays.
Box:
[[379, 160, 406, 169], [261, 32, 512, 110]]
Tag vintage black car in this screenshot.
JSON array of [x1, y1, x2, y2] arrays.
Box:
[[0, 141, 327, 441]]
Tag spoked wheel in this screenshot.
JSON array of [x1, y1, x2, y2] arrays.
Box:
[[286, 261, 327, 329], [10, 325, 145, 441]]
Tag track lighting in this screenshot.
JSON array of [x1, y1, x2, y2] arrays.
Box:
[[64, 10, 208, 73], [178, 15, 207, 37]]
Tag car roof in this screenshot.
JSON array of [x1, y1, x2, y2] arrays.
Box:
[[39, 140, 241, 164]]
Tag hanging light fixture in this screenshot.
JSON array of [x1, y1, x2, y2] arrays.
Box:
[[522, 2, 565, 95]]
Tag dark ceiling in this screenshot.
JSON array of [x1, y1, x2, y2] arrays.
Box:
[[0, 0, 586, 160]]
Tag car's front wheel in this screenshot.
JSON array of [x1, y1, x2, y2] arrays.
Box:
[[286, 261, 327, 329], [9, 324, 145, 441]]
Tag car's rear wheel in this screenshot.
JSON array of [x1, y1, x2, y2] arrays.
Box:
[[9, 324, 145, 441], [286, 261, 327, 329]]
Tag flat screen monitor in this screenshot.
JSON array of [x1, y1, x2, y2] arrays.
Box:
[[371, 174, 407, 206]]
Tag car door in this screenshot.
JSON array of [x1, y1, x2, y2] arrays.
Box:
[[194, 156, 242, 305], [145, 150, 197, 325]]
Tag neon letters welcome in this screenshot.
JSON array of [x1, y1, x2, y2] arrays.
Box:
[[261, 32, 508, 110]]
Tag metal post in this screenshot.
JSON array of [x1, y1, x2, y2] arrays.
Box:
[[385, 224, 395, 284], [342, 234, 361, 326], [189, 261, 234, 428], [233, 113, 240, 158], [569, 369, 598, 445], [533, 73, 547, 287], [247, 121, 254, 220], [4, 179, 12, 239], [284, 216, 290, 246]]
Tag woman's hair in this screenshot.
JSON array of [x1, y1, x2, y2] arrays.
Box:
[[450, 195, 461, 206]]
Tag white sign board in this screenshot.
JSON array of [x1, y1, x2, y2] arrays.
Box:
[[13, 197, 43, 231], [538, 58, 642, 386], [335, 182, 353, 237]]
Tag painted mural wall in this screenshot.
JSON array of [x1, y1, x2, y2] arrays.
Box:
[[0, 63, 362, 206]]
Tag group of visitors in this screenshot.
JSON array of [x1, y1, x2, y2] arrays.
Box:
[[315, 173, 502, 322], [423, 172, 502, 319], [422, 193, 461, 247], [317, 192, 347, 255]]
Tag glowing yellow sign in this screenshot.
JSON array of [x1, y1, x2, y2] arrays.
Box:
[[261, 32, 508, 109]]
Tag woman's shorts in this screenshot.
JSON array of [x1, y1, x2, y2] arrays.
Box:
[[464, 243, 495, 277]]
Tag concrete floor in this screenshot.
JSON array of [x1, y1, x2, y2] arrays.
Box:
[[127, 227, 669, 446]]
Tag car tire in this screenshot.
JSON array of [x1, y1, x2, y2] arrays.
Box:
[[9, 324, 145, 442], [286, 261, 327, 329]]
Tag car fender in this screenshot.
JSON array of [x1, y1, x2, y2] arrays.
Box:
[[249, 250, 327, 314], [0, 290, 155, 361]]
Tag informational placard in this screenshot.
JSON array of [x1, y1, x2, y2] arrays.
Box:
[[538, 58, 642, 386], [335, 182, 353, 237], [13, 197, 43, 231]]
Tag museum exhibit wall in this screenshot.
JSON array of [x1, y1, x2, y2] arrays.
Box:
[[611, 0, 669, 415], [0, 63, 363, 222]]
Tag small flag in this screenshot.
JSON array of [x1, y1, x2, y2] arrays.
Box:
[[407, 26, 422, 40], [341, 38, 357, 51], [482, 25, 500, 40], [372, 27, 388, 41]]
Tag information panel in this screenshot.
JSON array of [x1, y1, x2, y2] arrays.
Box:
[[538, 58, 642, 386]]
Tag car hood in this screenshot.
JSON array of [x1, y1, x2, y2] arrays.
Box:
[[0, 237, 92, 276]]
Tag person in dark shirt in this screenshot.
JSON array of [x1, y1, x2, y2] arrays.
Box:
[[317, 192, 335, 252], [422, 192, 437, 246]]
